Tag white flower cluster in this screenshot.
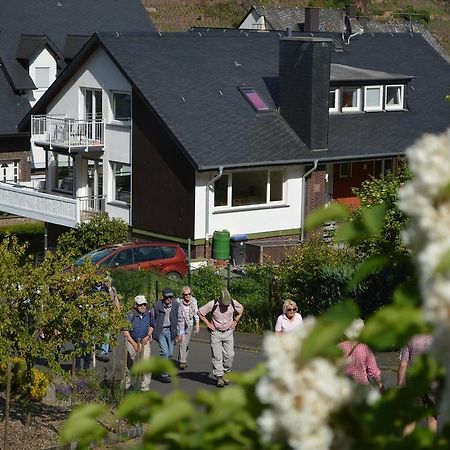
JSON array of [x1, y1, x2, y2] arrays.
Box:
[[256, 317, 354, 450], [397, 130, 450, 324]]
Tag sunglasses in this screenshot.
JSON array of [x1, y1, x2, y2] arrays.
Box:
[[183, 292, 192, 296], [286, 308, 297, 312]]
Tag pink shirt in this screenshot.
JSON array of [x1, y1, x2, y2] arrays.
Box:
[[275, 313, 303, 333], [198, 299, 243, 331], [338, 341, 381, 385]]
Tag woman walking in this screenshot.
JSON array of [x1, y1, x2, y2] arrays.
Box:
[[177, 286, 200, 369], [275, 299, 303, 335]]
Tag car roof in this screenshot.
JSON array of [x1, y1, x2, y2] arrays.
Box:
[[104, 241, 180, 250]]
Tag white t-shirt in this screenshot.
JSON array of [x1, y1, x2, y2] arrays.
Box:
[[275, 313, 303, 333]]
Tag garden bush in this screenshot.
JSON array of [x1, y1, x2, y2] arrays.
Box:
[[188, 265, 223, 306]]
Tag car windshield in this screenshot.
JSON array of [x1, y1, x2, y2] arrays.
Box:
[[74, 248, 116, 266]]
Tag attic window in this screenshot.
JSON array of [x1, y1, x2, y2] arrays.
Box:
[[239, 87, 270, 112]]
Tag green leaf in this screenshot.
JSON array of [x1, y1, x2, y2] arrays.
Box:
[[146, 394, 195, 437], [393, 280, 421, 307], [60, 403, 107, 446], [117, 391, 162, 418], [305, 202, 350, 231], [361, 203, 386, 236], [334, 221, 366, 243], [301, 300, 359, 362], [350, 255, 390, 289], [360, 304, 426, 351], [132, 356, 177, 377]]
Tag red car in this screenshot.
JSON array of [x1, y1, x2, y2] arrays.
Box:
[[74, 241, 188, 279]]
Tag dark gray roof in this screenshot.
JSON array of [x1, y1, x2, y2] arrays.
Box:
[[244, 6, 345, 32], [330, 64, 412, 82], [0, 0, 155, 135], [25, 31, 450, 168]]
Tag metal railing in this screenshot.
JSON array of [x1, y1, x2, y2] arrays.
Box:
[[77, 194, 106, 216], [32, 115, 104, 151]]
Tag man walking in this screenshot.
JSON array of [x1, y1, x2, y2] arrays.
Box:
[[152, 287, 183, 383], [123, 295, 154, 391], [198, 289, 244, 387]]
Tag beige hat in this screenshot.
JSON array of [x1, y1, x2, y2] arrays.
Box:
[[219, 289, 232, 306], [134, 295, 148, 305]]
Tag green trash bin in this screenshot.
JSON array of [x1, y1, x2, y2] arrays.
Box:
[[213, 230, 230, 260]]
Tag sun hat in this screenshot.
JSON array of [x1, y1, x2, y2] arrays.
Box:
[[134, 295, 148, 305], [219, 289, 232, 306]]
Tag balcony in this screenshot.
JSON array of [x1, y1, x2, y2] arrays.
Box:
[[32, 115, 104, 152], [0, 181, 105, 228]]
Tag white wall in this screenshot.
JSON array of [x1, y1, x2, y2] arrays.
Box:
[[45, 47, 132, 224], [194, 165, 303, 240], [28, 47, 58, 169], [239, 10, 265, 30]]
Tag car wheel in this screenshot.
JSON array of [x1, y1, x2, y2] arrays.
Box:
[[166, 271, 181, 281]]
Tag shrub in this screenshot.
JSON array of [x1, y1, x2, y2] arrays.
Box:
[[0, 358, 49, 402], [189, 266, 223, 306], [56, 213, 128, 259], [399, 6, 430, 24]]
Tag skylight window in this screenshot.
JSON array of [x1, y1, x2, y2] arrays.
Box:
[[239, 87, 270, 112]]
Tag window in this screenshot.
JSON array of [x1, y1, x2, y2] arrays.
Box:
[[364, 86, 383, 111], [111, 162, 130, 204], [385, 85, 404, 110], [214, 170, 284, 208], [134, 246, 161, 263], [112, 92, 131, 121], [35, 67, 50, 89], [339, 162, 352, 178], [239, 87, 270, 112], [329, 88, 339, 112], [374, 159, 395, 178], [54, 153, 73, 192], [160, 246, 177, 258], [342, 87, 361, 111], [110, 249, 133, 267]]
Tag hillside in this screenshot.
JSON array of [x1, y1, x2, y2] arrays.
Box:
[[141, 0, 450, 53]]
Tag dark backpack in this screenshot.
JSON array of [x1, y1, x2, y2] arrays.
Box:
[[211, 298, 238, 318]]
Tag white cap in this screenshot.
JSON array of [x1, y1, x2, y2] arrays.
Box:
[[134, 295, 148, 305]]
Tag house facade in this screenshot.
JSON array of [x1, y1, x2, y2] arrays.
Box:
[[9, 30, 450, 257]]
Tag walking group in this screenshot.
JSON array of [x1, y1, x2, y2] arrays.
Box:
[[124, 286, 244, 391]]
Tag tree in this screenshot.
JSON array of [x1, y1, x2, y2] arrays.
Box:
[[56, 213, 129, 259]]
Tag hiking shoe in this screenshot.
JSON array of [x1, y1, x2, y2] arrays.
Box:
[[217, 377, 225, 388], [179, 362, 187, 370], [222, 376, 230, 385]]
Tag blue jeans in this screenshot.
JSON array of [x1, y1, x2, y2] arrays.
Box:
[[159, 327, 174, 378]]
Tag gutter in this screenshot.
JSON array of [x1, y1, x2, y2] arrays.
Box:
[[300, 159, 318, 241], [205, 166, 223, 243]]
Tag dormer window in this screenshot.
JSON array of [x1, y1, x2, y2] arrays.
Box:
[[342, 87, 361, 112], [364, 86, 383, 111], [385, 85, 404, 111]]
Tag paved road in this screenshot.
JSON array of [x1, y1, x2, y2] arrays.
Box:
[[92, 329, 399, 395]]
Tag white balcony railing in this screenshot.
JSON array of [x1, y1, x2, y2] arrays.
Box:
[[32, 115, 104, 151], [0, 181, 105, 228]]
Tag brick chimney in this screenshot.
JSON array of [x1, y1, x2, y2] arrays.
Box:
[[304, 7, 320, 32], [279, 37, 331, 151]]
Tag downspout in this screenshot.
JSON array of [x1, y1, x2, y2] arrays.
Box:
[[300, 160, 318, 241], [205, 166, 223, 243]]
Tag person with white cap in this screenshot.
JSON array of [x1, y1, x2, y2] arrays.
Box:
[[123, 294, 154, 391], [198, 289, 244, 387], [152, 287, 184, 383]]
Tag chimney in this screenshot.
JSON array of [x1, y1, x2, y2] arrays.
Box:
[[345, 4, 357, 18], [304, 7, 319, 32], [279, 37, 331, 151]]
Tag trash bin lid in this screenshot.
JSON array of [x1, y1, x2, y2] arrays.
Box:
[[231, 234, 248, 242]]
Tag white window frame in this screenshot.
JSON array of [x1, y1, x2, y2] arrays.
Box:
[[329, 88, 339, 113], [110, 91, 132, 125], [214, 169, 285, 210], [385, 84, 404, 111], [339, 162, 352, 178], [110, 161, 131, 205], [341, 87, 361, 112], [364, 85, 383, 112]]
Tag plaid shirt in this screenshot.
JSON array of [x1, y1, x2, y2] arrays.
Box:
[[338, 341, 381, 385]]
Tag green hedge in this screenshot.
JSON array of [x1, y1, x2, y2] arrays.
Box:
[[0, 222, 44, 256]]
